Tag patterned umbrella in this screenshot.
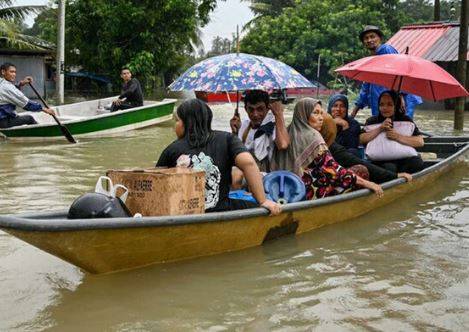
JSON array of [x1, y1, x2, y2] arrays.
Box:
[[169, 53, 314, 92]]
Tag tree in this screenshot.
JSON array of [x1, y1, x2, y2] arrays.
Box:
[[0, 0, 46, 49], [241, 0, 461, 86], [26, 0, 220, 90], [206, 36, 232, 57], [241, 0, 388, 84]]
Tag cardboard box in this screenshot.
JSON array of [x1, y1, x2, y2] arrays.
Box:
[[107, 168, 205, 216]]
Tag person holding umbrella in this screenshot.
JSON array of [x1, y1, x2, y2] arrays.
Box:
[[351, 25, 422, 119], [230, 90, 290, 172]]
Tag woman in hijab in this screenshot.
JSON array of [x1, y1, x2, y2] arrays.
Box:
[[157, 98, 281, 215], [360, 90, 424, 173], [327, 94, 361, 156], [272, 98, 383, 200]]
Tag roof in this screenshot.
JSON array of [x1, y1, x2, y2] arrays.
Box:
[[0, 48, 52, 56], [387, 22, 469, 62], [65, 71, 111, 84]]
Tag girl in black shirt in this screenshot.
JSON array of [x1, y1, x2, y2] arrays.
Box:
[[157, 99, 280, 215]]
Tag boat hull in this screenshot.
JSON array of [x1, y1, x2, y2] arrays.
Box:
[[0, 99, 176, 142], [0, 137, 468, 273]]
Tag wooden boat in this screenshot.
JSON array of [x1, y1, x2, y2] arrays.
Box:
[[0, 97, 176, 142], [0, 136, 467, 274]]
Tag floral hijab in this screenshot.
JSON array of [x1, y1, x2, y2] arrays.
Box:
[[272, 98, 327, 176]]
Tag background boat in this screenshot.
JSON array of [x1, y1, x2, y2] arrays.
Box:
[[0, 97, 176, 142]]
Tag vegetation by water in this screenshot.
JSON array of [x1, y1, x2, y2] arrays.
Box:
[[1, 0, 459, 94]]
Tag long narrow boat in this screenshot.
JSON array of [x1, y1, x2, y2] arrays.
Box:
[[0, 136, 467, 274], [0, 97, 176, 142]]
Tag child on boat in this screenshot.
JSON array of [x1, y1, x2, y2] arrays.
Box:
[[156, 98, 281, 215]]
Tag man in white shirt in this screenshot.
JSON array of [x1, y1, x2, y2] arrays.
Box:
[[229, 90, 290, 172], [0, 62, 54, 128]]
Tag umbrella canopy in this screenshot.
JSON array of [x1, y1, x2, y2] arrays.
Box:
[[169, 53, 314, 92], [335, 54, 469, 101]]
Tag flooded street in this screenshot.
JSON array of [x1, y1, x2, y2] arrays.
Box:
[[0, 103, 468, 331]]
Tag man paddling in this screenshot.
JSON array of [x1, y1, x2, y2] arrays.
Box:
[[0, 62, 54, 128], [351, 25, 422, 119]]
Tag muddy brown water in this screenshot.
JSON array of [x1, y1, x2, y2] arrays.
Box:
[[0, 103, 468, 331]]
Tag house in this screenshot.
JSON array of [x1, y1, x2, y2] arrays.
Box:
[[387, 22, 468, 109], [0, 48, 54, 99]]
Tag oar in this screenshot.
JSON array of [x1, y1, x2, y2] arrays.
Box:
[[28, 82, 77, 143]]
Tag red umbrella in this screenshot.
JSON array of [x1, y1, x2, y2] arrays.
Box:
[[335, 54, 469, 101]]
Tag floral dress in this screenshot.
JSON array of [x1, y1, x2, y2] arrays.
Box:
[[302, 151, 357, 200]]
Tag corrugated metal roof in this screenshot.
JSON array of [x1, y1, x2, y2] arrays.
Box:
[[424, 27, 469, 61], [387, 22, 469, 62], [387, 23, 452, 57]]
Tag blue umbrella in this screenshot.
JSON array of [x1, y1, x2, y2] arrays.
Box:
[[169, 53, 314, 92]]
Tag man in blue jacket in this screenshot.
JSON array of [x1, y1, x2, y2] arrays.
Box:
[[0, 62, 54, 128], [351, 25, 422, 119]]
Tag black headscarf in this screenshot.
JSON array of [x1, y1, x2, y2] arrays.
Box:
[[176, 98, 213, 148], [377, 90, 406, 122]]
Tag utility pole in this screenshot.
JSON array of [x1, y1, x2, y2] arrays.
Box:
[[455, 0, 468, 130], [434, 0, 441, 21], [56, 0, 65, 104]]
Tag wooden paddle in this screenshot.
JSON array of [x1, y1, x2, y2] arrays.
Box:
[[28, 82, 77, 143]]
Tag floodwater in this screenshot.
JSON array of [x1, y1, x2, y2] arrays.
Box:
[[0, 103, 468, 331]]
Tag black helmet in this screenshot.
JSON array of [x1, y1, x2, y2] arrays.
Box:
[[68, 193, 131, 219], [359, 25, 384, 42]]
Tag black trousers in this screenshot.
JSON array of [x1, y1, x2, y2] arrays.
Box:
[[372, 156, 424, 174], [110, 102, 137, 112], [207, 198, 258, 213], [0, 115, 37, 128]]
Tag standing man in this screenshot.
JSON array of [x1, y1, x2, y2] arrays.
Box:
[[351, 25, 422, 119], [229, 90, 290, 172], [111, 67, 144, 112], [0, 62, 54, 129]]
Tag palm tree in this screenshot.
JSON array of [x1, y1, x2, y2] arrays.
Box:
[[242, 0, 295, 29], [0, 0, 47, 49]]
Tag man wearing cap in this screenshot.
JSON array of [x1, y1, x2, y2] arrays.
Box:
[[351, 25, 422, 119]]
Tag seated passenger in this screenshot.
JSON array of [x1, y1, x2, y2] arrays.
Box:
[[329, 141, 412, 184], [156, 98, 281, 215], [327, 94, 361, 156], [229, 90, 289, 172], [360, 90, 424, 174], [271, 98, 383, 199], [110, 67, 144, 112]]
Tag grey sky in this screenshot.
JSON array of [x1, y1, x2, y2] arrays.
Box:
[[17, 0, 254, 50]]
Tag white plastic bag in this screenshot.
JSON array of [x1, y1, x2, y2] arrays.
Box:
[[364, 122, 419, 161]]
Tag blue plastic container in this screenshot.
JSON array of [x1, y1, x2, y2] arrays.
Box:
[[263, 171, 306, 204], [229, 190, 258, 203]]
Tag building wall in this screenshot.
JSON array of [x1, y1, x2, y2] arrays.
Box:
[[0, 54, 46, 98]]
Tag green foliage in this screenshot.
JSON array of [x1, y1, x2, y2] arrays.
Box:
[[241, 0, 460, 85], [241, 0, 387, 82], [25, 0, 219, 91], [0, 0, 47, 50]]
